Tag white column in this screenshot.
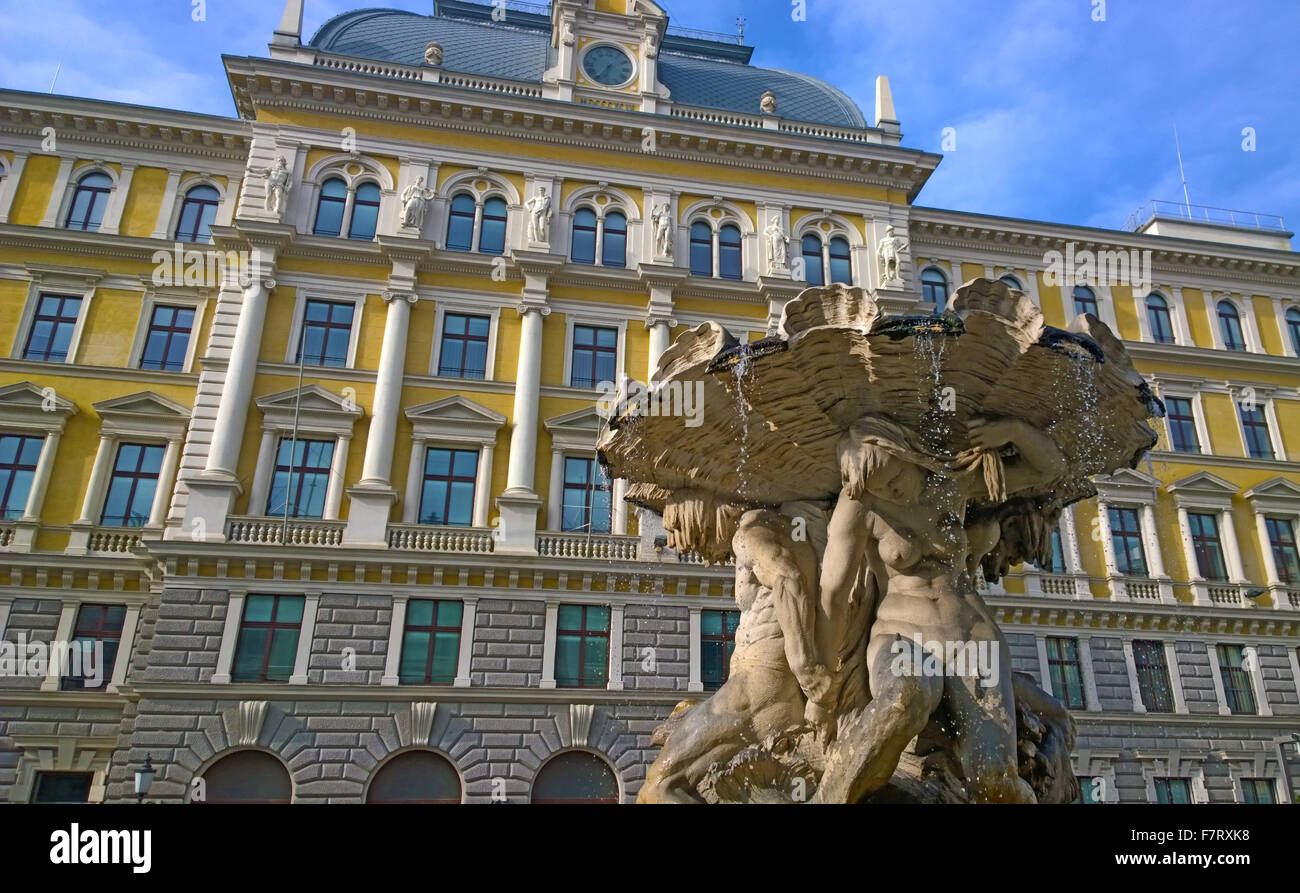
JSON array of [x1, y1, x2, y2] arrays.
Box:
[[402, 437, 426, 524], [0, 151, 29, 223], [1096, 501, 1117, 576], [1221, 510, 1247, 582], [151, 169, 183, 239], [1256, 511, 1281, 585], [547, 449, 564, 532], [206, 278, 274, 477], [1060, 505, 1084, 574], [647, 319, 671, 378], [324, 434, 350, 521], [1077, 637, 1101, 711], [107, 604, 141, 692], [1177, 507, 1201, 579], [40, 157, 76, 227], [540, 601, 559, 689], [381, 595, 408, 686], [612, 478, 627, 535], [21, 430, 61, 520], [1165, 640, 1188, 714], [288, 592, 320, 685], [473, 444, 493, 527], [359, 293, 414, 487], [1121, 640, 1146, 713], [41, 601, 79, 691], [216, 175, 241, 227], [248, 429, 279, 517], [147, 438, 182, 527], [454, 597, 476, 687], [100, 163, 135, 235], [506, 306, 546, 491], [77, 434, 118, 524], [607, 603, 624, 691], [211, 591, 247, 684], [1141, 504, 1166, 576], [1206, 643, 1232, 716], [687, 606, 703, 692]]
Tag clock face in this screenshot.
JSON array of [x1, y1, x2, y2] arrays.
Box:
[[582, 45, 635, 87]]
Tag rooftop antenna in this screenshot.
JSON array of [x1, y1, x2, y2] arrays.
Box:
[[1174, 124, 1192, 214], [736, 16, 746, 42]]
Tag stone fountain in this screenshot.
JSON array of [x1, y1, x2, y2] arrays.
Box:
[[597, 279, 1163, 803]]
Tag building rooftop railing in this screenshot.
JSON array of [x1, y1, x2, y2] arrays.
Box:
[[1125, 199, 1287, 233]]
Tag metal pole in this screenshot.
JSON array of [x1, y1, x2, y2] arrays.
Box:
[[282, 335, 307, 543], [1174, 125, 1192, 214]]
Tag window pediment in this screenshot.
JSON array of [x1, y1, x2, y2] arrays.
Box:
[[406, 396, 505, 445], [546, 406, 603, 452], [0, 381, 78, 432], [93, 391, 190, 439], [256, 384, 363, 434], [1242, 477, 1300, 514], [1167, 471, 1238, 510]]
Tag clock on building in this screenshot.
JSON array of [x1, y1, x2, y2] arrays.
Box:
[[582, 44, 635, 86]]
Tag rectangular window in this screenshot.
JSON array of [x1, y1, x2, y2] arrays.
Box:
[[1215, 644, 1257, 715], [398, 599, 463, 685], [1266, 517, 1300, 584], [23, 294, 82, 362], [1107, 506, 1148, 576], [1188, 512, 1228, 581], [554, 604, 610, 688], [139, 304, 195, 372], [231, 594, 305, 683], [437, 313, 490, 379], [1045, 636, 1087, 709], [701, 609, 740, 690], [570, 325, 617, 389], [1238, 403, 1274, 459], [419, 447, 477, 526], [561, 456, 612, 534], [267, 439, 334, 519], [31, 772, 93, 804], [0, 434, 43, 521], [296, 299, 354, 367], [1164, 397, 1200, 453], [1132, 639, 1174, 712], [100, 443, 164, 527], [1153, 777, 1192, 804], [1075, 776, 1102, 804], [59, 603, 126, 691], [1241, 778, 1276, 804]]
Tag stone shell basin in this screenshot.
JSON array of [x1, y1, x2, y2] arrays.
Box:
[[597, 279, 1163, 512]]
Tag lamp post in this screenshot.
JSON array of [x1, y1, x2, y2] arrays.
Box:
[[134, 755, 155, 804]]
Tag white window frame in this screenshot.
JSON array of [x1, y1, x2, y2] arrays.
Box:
[[401, 396, 505, 527], [429, 298, 503, 381], [1036, 634, 1099, 711], [0, 381, 77, 538], [438, 170, 521, 255], [128, 288, 208, 374], [1152, 381, 1211, 456], [539, 599, 623, 692], [918, 264, 951, 307], [162, 175, 232, 243], [52, 162, 132, 235], [1230, 385, 1287, 461], [299, 154, 397, 241], [1121, 637, 1188, 714], [10, 266, 103, 365], [1134, 289, 1186, 346], [1207, 641, 1272, 718], [38, 595, 142, 694], [211, 590, 320, 685], [1224, 758, 1284, 804], [1207, 292, 1260, 353], [1276, 298, 1300, 358], [544, 406, 624, 535], [793, 224, 856, 286], [1168, 472, 1247, 596], [382, 594, 477, 688], [1140, 760, 1209, 804], [568, 201, 633, 268], [283, 286, 364, 369], [680, 199, 752, 281], [248, 386, 362, 521], [561, 312, 628, 391]]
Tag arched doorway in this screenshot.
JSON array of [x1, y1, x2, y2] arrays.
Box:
[[531, 751, 619, 804], [366, 751, 462, 804]]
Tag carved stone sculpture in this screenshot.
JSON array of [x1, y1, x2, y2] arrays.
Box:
[[764, 216, 789, 276], [400, 176, 436, 230], [876, 224, 909, 287], [424, 42, 444, 66], [249, 155, 291, 218], [652, 202, 674, 260], [760, 90, 778, 115], [526, 187, 552, 244], [599, 279, 1163, 803]]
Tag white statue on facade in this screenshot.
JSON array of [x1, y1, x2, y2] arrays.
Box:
[[249, 156, 291, 218], [876, 224, 909, 287], [760, 91, 778, 115], [652, 202, 674, 260], [526, 187, 553, 244], [400, 176, 436, 230], [424, 42, 443, 66], [764, 215, 789, 276]]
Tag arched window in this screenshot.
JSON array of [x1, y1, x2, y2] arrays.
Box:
[[348, 182, 381, 240], [718, 224, 742, 280], [201, 751, 292, 804], [1286, 307, 1300, 355], [828, 237, 852, 285], [175, 184, 220, 243], [65, 172, 113, 231], [531, 752, 619, 804], [999, 274, 1022, 291], [1073, 285, 1098, 317], [802, 235, 824, 287], [602, 211, 626, 268], [446, 193, 477, 252], [689, 221, 712, 276], [1217, 300, 1245, 350], [313, 177, 348, 237], [1146, 293, 1174, 344], [920, 267, 948, 308], [366, 751, 461, 804], [571, 208, 598, 264], [478, 196, 508, 255]]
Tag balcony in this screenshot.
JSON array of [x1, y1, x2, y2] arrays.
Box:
[[1106, 574, 1175, 604], [536, 532, 639, 561], [1125, 200, 1292, 250], [1022, 568, 1089, 599], [225, 517, 345, 547], [1191, 580, 1248, 608], [388, 524, 495, 554]]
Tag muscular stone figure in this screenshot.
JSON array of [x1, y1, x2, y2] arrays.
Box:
[[813, 414, 1067, 804], [638, 496, 832, 803]]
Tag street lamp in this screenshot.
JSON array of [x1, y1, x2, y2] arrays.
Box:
[[134, 755, 155, 804]]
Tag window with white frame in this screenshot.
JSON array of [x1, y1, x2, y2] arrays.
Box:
[[1044, 636, 1088, 709], [174, 184, 221, 243], [570, 205, 628, 268], [1235, 391, 1283, 460], [22, 294, 83, 363], [1073, 285, 1099, 317], [437, 312, 491, 379], [129, 289, 206, 374], [446, 192, 509, 255], [285, 290, 363, 369], [401, 396, 504, 529], [920, 266, 948, 310], [798, 231, 853, 286], [1162, 394, 1203, 453], [1144, 292, 1176, 344], [0, 381, 77, 535], [1285, 306, 1300, 356], [40, 595, 142, 694], [688, 218, 744, 280], [544, 406, 623, 536], [64, 171, 113, 231], [1107, 505, 1149, 576], [11, 268, 101, 366], [1217, 299, 1247, 351], [999, 274, 1022, 291], [212, 590, 320, 686], [248, 386, 362, 522], [1131, 639, 1176, 712]]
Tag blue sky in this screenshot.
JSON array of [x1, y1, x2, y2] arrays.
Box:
[[1, 0, 1295, 242]]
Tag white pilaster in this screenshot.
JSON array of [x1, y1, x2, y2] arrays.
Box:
[[381, 594, 408, 686], [455, 597, 476, 687], [473, 445, 493, 528], [107, 605, 141, 692], [607, 604, 624, 691], [402, 437, 427, 525], [288, 592, 321, 685], [151, 169, 184, 239], [210, 591, 247, 684], [0, 151, 29, 224], [21, 430, 60, 521], [540, 601, 559, 689], [40, 157, 75, 227], [324, 434, 350, 521], [687, 606, 703, 692], [147, 438, 182, 527], [248, 429, 279, 517]]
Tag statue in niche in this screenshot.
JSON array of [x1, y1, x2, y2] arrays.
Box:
[[652, 202, 675, 260], [525, 187, 552, 244], [764, 216, 789, 275], [876, 224, 909, 287], [400, 176, 436, 230], [249, 155, 291, 218]]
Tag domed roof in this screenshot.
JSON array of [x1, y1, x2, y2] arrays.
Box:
[[308, 7, 868, 130]]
